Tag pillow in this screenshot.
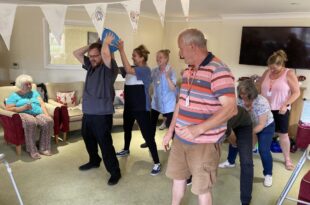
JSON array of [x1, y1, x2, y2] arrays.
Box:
[[114, 90, 124, 106], [56, 91, 77, 107]]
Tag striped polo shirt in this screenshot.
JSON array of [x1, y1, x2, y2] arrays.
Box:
[[175, 52, 235, 144]]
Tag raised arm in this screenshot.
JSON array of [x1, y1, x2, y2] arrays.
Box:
[[73, 45, 89, 65], [118, 40, 136, 75], [101, 32, 115, 69]]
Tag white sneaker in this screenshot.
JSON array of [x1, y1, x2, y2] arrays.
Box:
[[218, 160, 236, 168], [264, 175, 272, 187]]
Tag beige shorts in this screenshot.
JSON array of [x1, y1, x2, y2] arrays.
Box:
[[166, 137, 221, 195]]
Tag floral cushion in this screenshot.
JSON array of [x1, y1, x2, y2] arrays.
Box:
[[56, 91, 77, 107]]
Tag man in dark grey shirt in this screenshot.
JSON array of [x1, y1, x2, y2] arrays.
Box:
[[73, 34, 121, 186]]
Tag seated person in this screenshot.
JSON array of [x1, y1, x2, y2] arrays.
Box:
[[5, 74, 53, 159]]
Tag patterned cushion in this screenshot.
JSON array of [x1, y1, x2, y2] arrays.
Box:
[[56, 91, 77, 107]]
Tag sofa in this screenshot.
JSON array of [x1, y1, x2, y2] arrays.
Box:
[[45, 81, 125, 141], [0, 84, 61, 154]]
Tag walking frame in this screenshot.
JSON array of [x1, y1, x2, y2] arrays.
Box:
[[0, 153, 24, 205], [277, 144, 310, 205]]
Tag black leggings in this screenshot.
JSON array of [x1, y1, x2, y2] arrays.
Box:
[[123, 109, 160, 164], [150, 109, 173, 138]]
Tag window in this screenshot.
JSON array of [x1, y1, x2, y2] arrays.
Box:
[[43, 19, 97, 69]]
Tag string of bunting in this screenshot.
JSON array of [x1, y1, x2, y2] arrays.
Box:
[[0, 0, 189, 50]]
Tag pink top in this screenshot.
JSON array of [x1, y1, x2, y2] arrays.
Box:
[[261, 68, 291, 110]]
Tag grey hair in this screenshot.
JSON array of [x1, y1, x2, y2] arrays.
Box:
[[237, 79, 258, 101], [178, 28, 207, 48], [15, 74, 33, 89]]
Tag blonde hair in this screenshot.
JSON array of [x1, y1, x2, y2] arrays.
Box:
[[157, 49, 170, 61], [267, 50, 288, 66], [15, 74, 33, 89], [133, 45, 150, 62], [178, 28, 207, 48]]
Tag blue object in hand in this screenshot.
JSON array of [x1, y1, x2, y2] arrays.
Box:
[[101, 28, 120, 53]]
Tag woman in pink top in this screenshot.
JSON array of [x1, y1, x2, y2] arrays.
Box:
[[259, 50, 300, 170]]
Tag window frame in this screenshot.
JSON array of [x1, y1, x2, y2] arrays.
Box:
[[43, 19, 95, 70]]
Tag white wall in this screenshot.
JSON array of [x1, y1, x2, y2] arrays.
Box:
[[164, 16, 310, 99]]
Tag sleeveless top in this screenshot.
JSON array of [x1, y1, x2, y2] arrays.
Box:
[[261, 68, 291, 110]]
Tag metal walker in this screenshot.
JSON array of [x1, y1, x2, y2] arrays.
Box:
[[277, 145, 310, 205], [0, 153, 24, 205]]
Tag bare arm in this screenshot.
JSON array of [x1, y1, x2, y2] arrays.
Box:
[[256, 69, 269, 93], [73, 45, 89, 65], [38, 97, 49, 116], [177, 95, 237, 140], [6, 103, 31, 113], [101, 32, 115, 69], [162, 102, 179, 150], [253, 113, 268, 134], [285, 70, 300, 105], [165, 68, 176, 91], [118, 40, 136, 75]]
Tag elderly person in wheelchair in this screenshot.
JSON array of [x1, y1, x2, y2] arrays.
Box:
[[5, 74, 53, 159]]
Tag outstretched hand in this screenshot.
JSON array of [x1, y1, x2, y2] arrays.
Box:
[[103, 32, 115, 45]]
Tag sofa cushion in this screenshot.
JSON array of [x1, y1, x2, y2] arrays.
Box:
[[56, 91, 77, 107], [68, 108, 83, 122]]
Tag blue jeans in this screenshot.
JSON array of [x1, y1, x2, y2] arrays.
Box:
[[227, 125, 253, 204], [257, 122, 275, 176]]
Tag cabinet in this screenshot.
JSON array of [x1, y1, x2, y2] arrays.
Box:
[[288, 87, 306, 139]]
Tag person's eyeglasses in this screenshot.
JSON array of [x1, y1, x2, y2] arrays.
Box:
[[89, 54, 100, 58]]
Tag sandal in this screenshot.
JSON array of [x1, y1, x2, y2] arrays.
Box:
[[285, 160, 294, 171], [30, 152, 41, 160], [39, 150, 52, 156]]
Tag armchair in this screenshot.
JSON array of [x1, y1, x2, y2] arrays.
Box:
[[0, 85, 61, 154]]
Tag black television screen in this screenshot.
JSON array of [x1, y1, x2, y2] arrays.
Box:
[[239, 26, 310, 69]]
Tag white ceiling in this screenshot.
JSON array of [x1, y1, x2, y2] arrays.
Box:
[[0, 0, 310, 19]]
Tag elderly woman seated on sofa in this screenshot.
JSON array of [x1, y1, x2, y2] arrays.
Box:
[[5, 74, 53, 159]]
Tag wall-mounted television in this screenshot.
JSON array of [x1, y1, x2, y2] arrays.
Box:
[[239, 26, 310, 69]]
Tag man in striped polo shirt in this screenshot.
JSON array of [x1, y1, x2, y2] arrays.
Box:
[[163, 28, 237, 205]]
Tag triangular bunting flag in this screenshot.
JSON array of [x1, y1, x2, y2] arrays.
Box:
[[0, 4, 17, 50], [180, 0, 190, 20], [153, 0, 167, 27], [121, 0, 142, 32], [40, 5, 67, 44], [84, 3, 107, 40]]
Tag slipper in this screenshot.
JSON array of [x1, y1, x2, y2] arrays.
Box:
[[30, 152, 41, 160], [39, 150, 52, 156], [285, 160, 294, 171]]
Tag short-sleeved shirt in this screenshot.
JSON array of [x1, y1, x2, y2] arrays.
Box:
[[175, 52, 236, 144], [6, 90, 43, 115], [82, 56, 116, 115], [151, 65, 177, 114], [124, 66, 152, 111], [238, 95, 274, 128]]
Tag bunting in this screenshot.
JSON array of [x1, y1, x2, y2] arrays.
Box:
[[153, 0, 167, 27], [40, 5, 67, 44], [121, 0, 142, 31], [84, 3, 107, 39], [0, 4, 17, 50], [0, 0, 193, 50], [180, 0, 190, 20]]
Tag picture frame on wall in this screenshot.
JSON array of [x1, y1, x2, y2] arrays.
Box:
[[87, 32, 99, 45]]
